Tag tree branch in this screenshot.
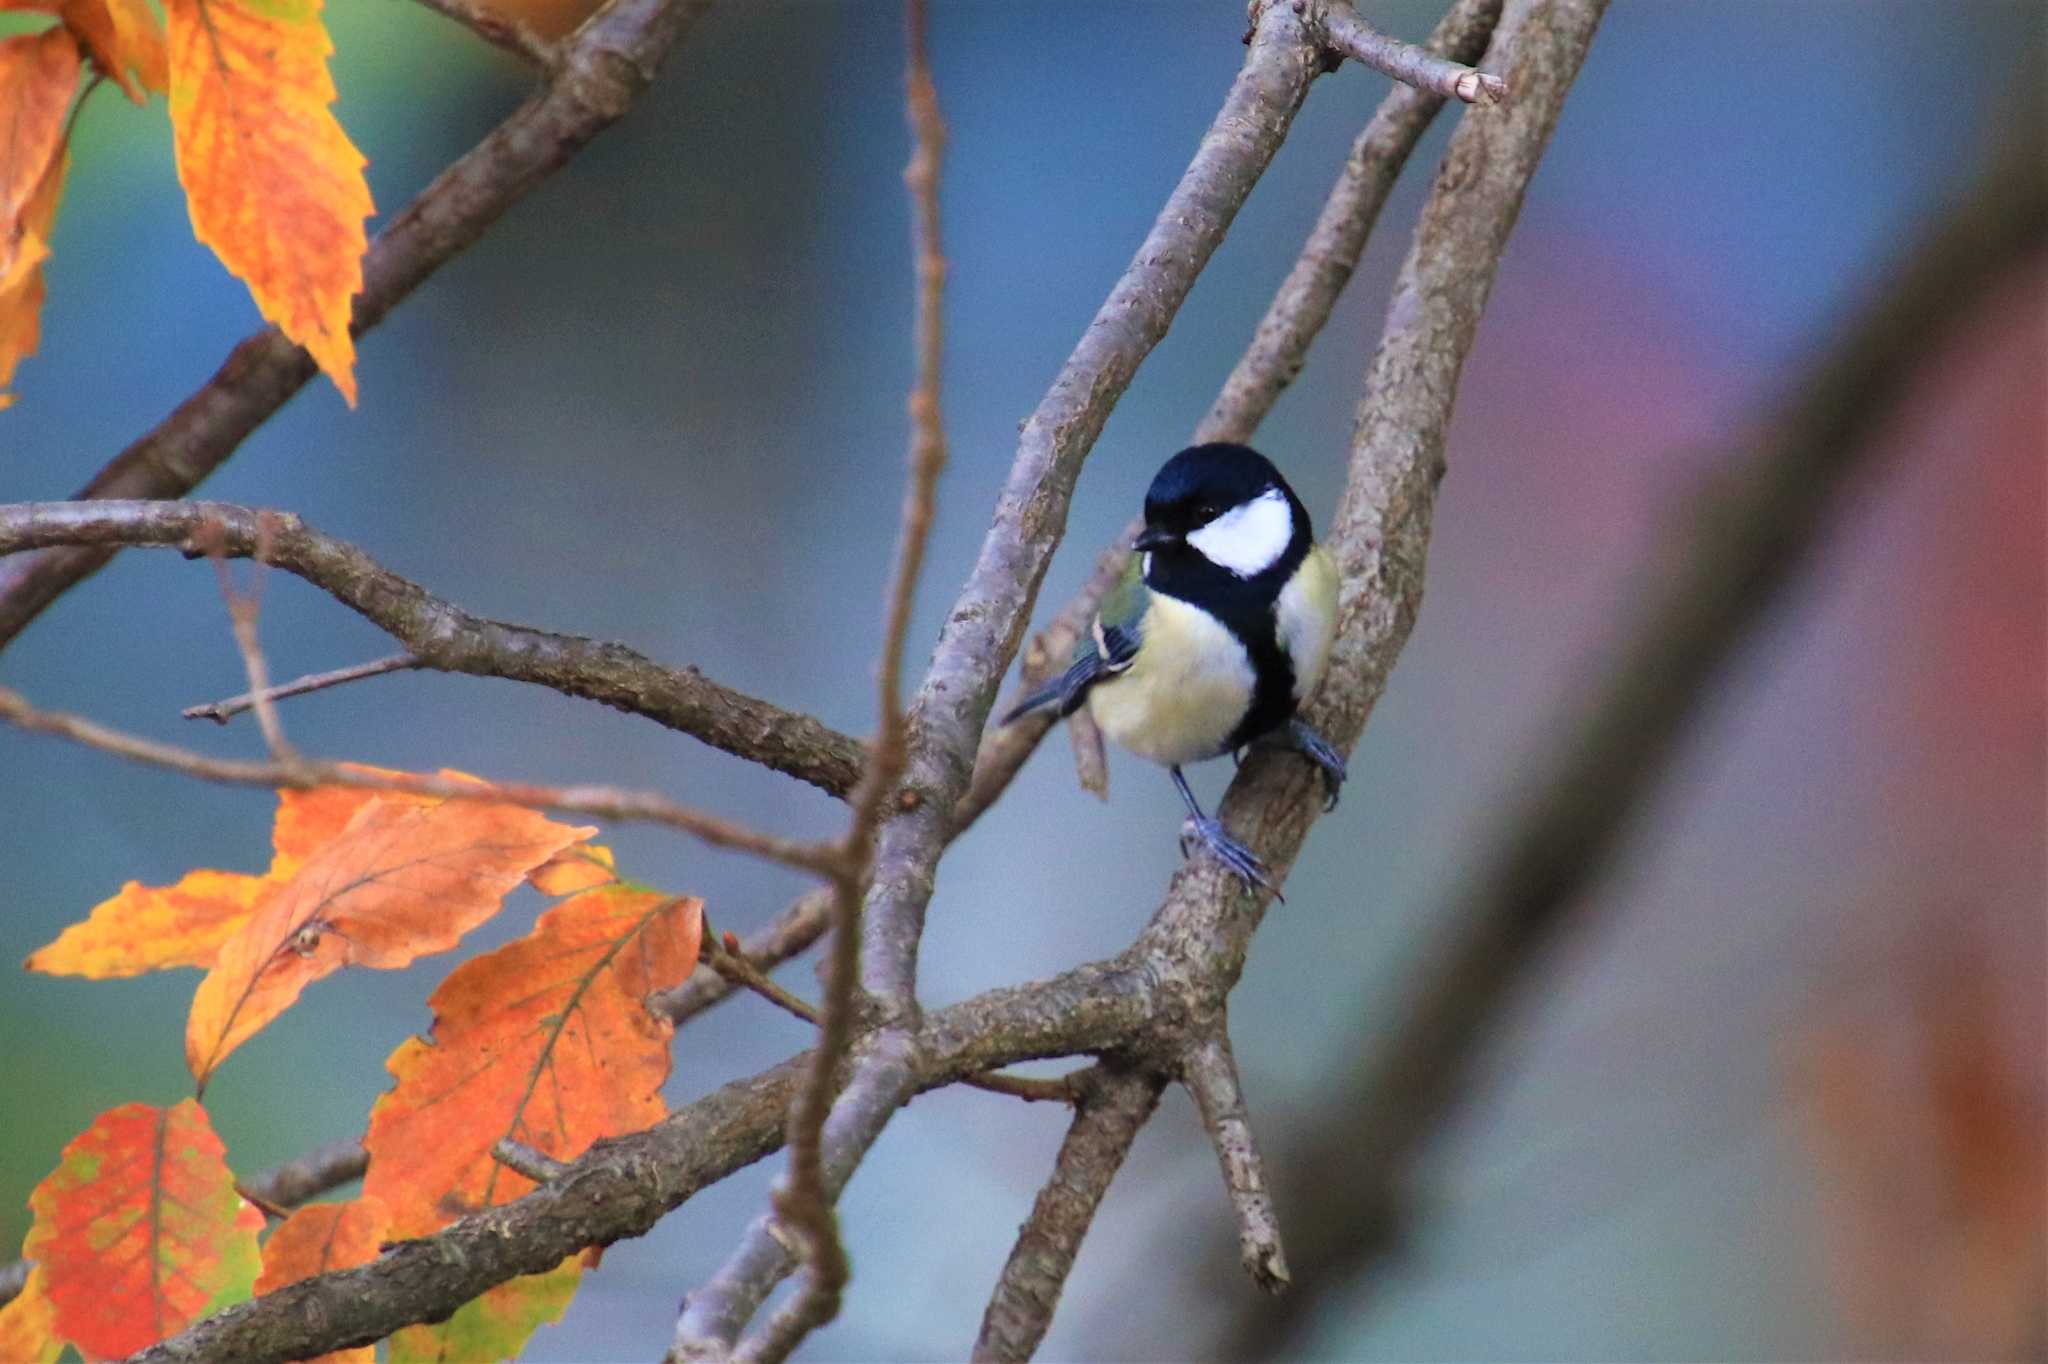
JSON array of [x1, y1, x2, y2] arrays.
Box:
[[969, 1066, 1162, 1363], [1181, 1029, 1288, 1292], [411, 0, 556, 65], [1202, 0, 1506, 444], [183, 653, 421, 724], [0, 0, 716, 650], [1318, 0, 1508, 104], [651, 889, 834, 1025], [122, 953, 1157, 1364], [0, 500, 866, 797], [1220, 110, 2048, 1361]]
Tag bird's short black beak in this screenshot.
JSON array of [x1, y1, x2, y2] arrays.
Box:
[[1132, 526, 1178, 552]]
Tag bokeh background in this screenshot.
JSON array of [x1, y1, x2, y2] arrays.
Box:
[[3, 1, 2042, 1359]]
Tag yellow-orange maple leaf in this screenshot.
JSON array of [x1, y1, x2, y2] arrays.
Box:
[[0, 25, 78, 408], [364, 885, 701, 1238], [0, 1265, 61, 1364], [186, 794, 593, 1085], [26, 769, 432, 978], [24, 1099, 263, 1359], [527, 842, 618, 896], [165, 0, 371, 404], [253, 1197, 389, 1364]]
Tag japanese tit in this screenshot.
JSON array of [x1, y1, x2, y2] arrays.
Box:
[[1002, 442, 1345, 892]]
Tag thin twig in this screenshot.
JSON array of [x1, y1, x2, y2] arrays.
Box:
[[411, 0, 556, 65], [704, 930, 822, 1026], [491, 1139, 570, 1183], [184, 653, 420, 724], [651, 888, 835, 1026], [0, 0, 718, 650], [1319, 1, 1509, 104], [969, 1066, 1161, 1362], [0, 685, 843, 876], [958, 1070, 1080, 1105], [0, 500, 866, 797], [717, 7, 954, 1358], [198, 514, 294, 761], [1181, 1030, 1288, 1292]]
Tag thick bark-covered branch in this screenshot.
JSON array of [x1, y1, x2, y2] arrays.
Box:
[[0, 0, 715, 649], [1221, 114, 2048, 1361], [121, 958, 1148, 1364], [0, 500, 865, 796]]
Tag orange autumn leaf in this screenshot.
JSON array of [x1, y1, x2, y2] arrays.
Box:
[[34, 0, 167, 101], [527, 842, 618, 896], [0, 26, 75, 225], [165, 0, 371, 405], [0, 1265, 61, 1364], [26, 769, 435, 978], [0, 26, 78, 408], [254, 1197, 389, 1364], [24, 1099, 263, 1360], [364, 885, 701, 1238], [186, 795, 594, 1085]]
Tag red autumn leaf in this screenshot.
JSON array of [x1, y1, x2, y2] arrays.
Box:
[[0, 1265, 61, 1364], [23, 1099, 263, 1359], [165, 0, 372, 404], [363, 885, 701, 1238], [186, 793, 593, 1086], [253, 1197, 389, 1364]]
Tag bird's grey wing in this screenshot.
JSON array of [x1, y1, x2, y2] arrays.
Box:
[[998, 555, 1148, 724]]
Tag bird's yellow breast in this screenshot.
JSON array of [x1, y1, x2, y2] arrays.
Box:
[[1087, 592, 1253, 767]]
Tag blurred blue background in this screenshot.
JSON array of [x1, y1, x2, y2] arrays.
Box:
[[3, 1, 2042, 1359]]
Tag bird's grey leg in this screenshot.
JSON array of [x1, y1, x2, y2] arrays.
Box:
[[1280, 718, 1346, 811], [1170, 765, 1278, 897]]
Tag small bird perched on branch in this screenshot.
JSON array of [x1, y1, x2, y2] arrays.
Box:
[[1002, 442, 1345, 892]]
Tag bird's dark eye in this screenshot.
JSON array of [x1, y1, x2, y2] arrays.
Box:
[[1196, 502, 1221, 521]]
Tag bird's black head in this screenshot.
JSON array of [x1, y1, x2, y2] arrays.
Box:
[[1134, 443, 1310, 580]]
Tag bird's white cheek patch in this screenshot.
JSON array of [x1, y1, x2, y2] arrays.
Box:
[[1188, 487, 1291, 577]]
